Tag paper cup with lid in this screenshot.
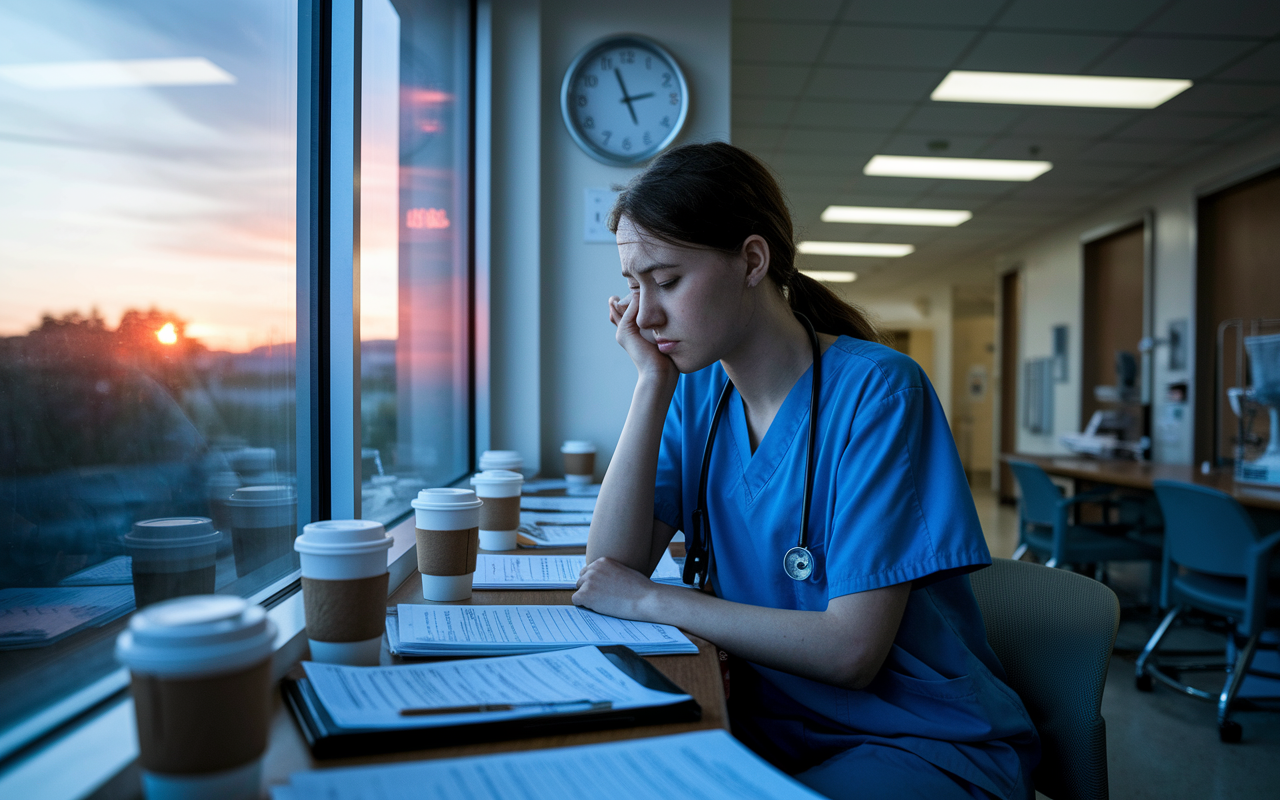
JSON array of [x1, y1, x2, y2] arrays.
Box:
[[295, 520, 393, 665], [116, 595, 277, 800], [125, 518, 222, 610], [479, 449, 524, 474], [226, 484, 297, 578], [470, 470, 524, 551], [561, 440, 597, 486], [411, 488, 482, 600]]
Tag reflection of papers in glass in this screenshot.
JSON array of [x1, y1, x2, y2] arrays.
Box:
[[301, 646, 689, 730], [519, 510, 592, 526], [474, 551, 682, 589], [271, 729, 826, 800], [57, 556, 134, 586], [390, 604, 698, 657], [520, 495, 597, 513], [520, 478, 569, 494], [518, 524, 590, 549], [0, 586, 136, 649]]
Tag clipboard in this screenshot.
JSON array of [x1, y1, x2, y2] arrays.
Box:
[[282, 645, 702, 759]]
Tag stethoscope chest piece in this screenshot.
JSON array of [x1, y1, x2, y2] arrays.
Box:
[[783, 546, 814, 581]]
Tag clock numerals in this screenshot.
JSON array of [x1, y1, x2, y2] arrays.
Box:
[[643, 131, 652, 146], [621, 137, 632, 151], [599, 56, 612, 71], [645, 56, 652, 69], [660, 116, 671, 128], [583, 74, 597, 88], [662, 73, 672, 87], [669, 92, 680, 106], [576, 94, 587, 107], [583, 116, 594, 129], [619, 50, 635, 64], [601, 131, 612, 145]]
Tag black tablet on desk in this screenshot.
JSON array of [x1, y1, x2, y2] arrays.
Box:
[[282, 645, 702, 759]]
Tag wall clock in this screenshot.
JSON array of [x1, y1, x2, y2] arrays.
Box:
[[560, 34, 689, 166]]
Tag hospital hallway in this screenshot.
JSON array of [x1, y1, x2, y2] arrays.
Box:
[[968, 482, 1280, 799]]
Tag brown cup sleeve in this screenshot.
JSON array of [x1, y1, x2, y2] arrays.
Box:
[[131, 659, 272, 775], [302, 573, 389, 642], [416, 527, 479, 576], [563, 452, 595, 475], [478, 495, 521, 531]]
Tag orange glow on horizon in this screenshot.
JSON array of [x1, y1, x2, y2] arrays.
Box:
[[156, 322, 178, 345]]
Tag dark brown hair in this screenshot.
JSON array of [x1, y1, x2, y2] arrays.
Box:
[[607, 141, 883, 343]]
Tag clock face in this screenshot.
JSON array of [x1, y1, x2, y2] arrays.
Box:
[[561, 36, 689, 166]]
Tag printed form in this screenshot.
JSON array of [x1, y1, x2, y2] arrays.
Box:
[[302, 645, 689, 729], [520, 495, 597, 513], [473, 550, 683, 589]]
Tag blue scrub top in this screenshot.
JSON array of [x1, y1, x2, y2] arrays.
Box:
[[654, 336, 1039, 798]]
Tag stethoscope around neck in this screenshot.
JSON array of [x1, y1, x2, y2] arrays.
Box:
[[682, 312, 822, 589]]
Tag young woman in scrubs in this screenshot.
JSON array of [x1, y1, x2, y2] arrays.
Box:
[[573, 142, 1040, 800]]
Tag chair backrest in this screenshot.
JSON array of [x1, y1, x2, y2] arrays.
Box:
[[1152, 480, 1259, 578], [970, 558, 1119, 800], [1007, 460, 1064, 527]]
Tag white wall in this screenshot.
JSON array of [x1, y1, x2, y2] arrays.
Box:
[[1007, 127, 1280, 463], [482, 0, 732, 478], [844, 285, 955, 420]]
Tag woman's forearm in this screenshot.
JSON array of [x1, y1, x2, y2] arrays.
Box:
[[586, 375, 677, 571]]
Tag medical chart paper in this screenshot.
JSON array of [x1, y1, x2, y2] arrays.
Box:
[[57, 556, 134, 586], [520, 495, 597, 513], [301, 646, 689, 729], [473, 550, 683, 589], [0, 586, 136, 649], [520, 510, 593, 525], [270, 729, 826, 800], [389, 604, 698, 656], [518, 524, 591, 548]]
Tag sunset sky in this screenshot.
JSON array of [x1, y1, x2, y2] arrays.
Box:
[[0, 0, 401, 353]]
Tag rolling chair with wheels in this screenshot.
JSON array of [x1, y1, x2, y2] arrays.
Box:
[[970, 558, 1120, 800], [1136, 480, 1280, 742]]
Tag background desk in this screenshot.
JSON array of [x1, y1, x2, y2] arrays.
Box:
[[262, 544, 727, 787]]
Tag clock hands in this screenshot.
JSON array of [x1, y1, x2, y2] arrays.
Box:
[[614, 68, 649, 126]]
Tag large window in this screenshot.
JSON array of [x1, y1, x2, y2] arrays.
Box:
[[0, 0, 299, 743]]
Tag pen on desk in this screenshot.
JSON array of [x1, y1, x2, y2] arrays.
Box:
[[399, 699, 613, 717]]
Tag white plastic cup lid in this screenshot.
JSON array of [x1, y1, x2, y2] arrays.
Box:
[[479, 450, 523, 471], [125, 518, 221, 549], [470, 469, 523, 487], [206, 472, 241, 495], [227, 484, 297, 506], [295, 519, 392, 554], [411, 487, 483, 511], [115, 595, 276, 677], [561, 440, 596, 454]]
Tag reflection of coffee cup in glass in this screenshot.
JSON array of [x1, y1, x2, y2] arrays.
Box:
[[561, 440, 597, 486], [206, 472, 240, 557], [479, 450, 524, 475], [125, 518, 221, 610], [229, 447, 277, 486], [470, 470, 524, 551], [411, 489, 482, 601], [295, 520, 393, 666], [227, 485, 297, 578], [116, 596, 276, 800]]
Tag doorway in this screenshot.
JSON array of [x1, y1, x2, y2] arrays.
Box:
[[998, 270, 1021, 503], [1081, 223, 1147, 439]]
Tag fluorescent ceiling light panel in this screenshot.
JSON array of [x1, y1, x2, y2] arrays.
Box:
[[0, 58, 235, 89], [864, 155, 1051, 182], [798, 241, 914, 257], [800, 270, 857, 283], [932, 70, 1191, 109], [821, 205, 972, 227]]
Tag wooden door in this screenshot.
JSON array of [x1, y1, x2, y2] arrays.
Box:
[[1082, 225, 1146, 425], [998, 270, 1021, 503]]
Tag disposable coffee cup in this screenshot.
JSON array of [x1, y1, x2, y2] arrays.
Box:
[[295, 519, 393, 666], [116, 596, 276, 800], [227, 485, 297, 578], [470, 470, 523, 551], [479, 450, 524, 474], [561, 440, 597, 486], [411, 488, 482, 601], [125, 518, 221, 610], [229, 447, 277, 486], [205, 472, 240, 557]]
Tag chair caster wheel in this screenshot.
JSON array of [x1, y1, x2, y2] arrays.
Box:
[[1219, 720, 1242, 743], [1135, 673, 1153, 692]]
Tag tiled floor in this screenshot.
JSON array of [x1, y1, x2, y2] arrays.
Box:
[[969, 483, 1280, 799]]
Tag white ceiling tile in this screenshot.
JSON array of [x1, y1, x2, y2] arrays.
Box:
[[994, 0, 1169, 32], [733, 21, 829, 65], [902, 105, 1024, 134], [732, 95, 796, 125], [775, 128, 887, 154], [1089, 37, 1256, 80], [823, 26, 978, 69], [766, 151, 869, 174], [1009, 107, 1140, 137], [1158, 82, 1280, 114], [789, 99, 915, 130], [734, 0, 845, 23], [922, 180, 1019, 197], [878, 133, 993, 158], [840, 0, 1006, 26], [733, 125, 787, 153], [1216, 42, 1280, 82], [1211, 115, 1280, 144], [842, 174, 945, 196], [959, 31, 1121, 73], [976, 136, 1090, 160], [1143, 0, 1280, 37], [1112, 111, 1246, 142], [732, 63, 812, 96], [805, 66, 942, 101], [1074, 139, 1188, 164]]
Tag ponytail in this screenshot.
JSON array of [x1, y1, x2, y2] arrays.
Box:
[[610, 142, 883, 345]]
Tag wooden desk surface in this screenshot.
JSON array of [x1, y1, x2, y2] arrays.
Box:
[[1001, 453, 1280, 512], [261, 545, 726, 787]]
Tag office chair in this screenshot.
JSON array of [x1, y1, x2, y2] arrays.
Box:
[[1136, 480, 1280, 742], [970, 558, 1119, 800], [1007, 460, 1162, 602]]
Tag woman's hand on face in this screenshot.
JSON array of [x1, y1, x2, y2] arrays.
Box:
[[573, 556, 663, 622], [607, 294, 677, 385]]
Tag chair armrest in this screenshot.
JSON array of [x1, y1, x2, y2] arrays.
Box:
[[1244, 530, 1280, 634]]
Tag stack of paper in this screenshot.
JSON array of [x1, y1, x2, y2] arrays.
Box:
[[301, 646, 690, 730], [388, 604, 699, 657], [271, 729, 825, 799], [0, 586, 136, 650], [517, 525, 590, 548], [474, 551, 684, 590], [57, 556, 134, 586], [521, 495, 597, 513]]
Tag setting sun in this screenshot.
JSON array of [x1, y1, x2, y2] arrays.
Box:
[[156, 322, 178, 345]]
